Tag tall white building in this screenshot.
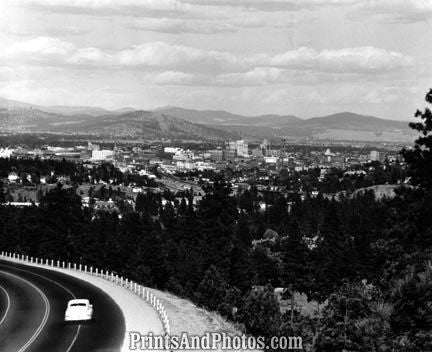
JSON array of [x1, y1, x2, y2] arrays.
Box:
[[164, 147, 182, 154], [91, 149, 114, 161], [236, 140, 248, 157], [87, 142, 100, 151], [228, 141, 237, 151], [0, 148, 13, 158], [370, 150, 380, 161], [260, 139, 270, 156]]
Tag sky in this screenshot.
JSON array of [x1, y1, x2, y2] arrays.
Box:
[[0, 0, 432, 120]]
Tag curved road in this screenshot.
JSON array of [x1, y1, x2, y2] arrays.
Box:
[[0, 260, 125, 352]]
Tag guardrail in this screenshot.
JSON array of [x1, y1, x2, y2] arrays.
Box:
[[0, 251, 171, 335]]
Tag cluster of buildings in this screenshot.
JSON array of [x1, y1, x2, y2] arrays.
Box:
[[0, 137, 403, 214], [0, 139, 394, 175], [0, 143, 114, 162], [160, 140, 394, 174]]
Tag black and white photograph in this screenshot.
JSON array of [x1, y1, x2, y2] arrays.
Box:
[[0, 0, 432, 351]]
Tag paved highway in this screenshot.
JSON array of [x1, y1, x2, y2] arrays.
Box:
[[0, 260, 125, 352]]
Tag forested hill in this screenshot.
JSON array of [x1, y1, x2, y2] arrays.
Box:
[[0, 97, 238, 141], [156, 106, 416, 142], [46, 110, 240, 140], [0, 176, 396, 340], [0, 96, 416, 142]]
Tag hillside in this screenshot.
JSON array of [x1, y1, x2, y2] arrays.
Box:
[[0, 97, 416, 142], [299, 112, 409, 131], [49, 110, 239, 140], [42, 105, 112, 116], [0, 97, 116, 117], [154, 106, 246, 124], [0, 107, 64, 131], [291, 112, 414, 142], [0, 103, 238, 140], [155, 106, 301, 126], [158, 107, 415, 143], [0, 96, 39, 110]]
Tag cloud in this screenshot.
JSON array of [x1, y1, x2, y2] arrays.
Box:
[[129, 13, 296, 34], [12, 0, 432, 27], [179, 0, 432, 25], [129, 18, 237, 34], [13, 0, 358, 15], [179, 0, 358, 11], [365, 86, 421, 104], [13, 0, 190, 17], [350, 0, 432, 24], [5, 25, 88, 37], [1, 38, 244, 72], [0, 79, 54, 105], [1, 37, 414, 84], [141, 68, 300, 87], [12, 0, 298, 33], [152, 71, 201, 85], [30, 0, 179, 10], [2, 37, 75, 63], [113, 42, 242, 72], [68, 47, 112, 65], [261, 88, 327, 105], [230, 13, 296, 28], [217, 67, 289, 86], [148, 68, 289, 87], [120, 44, 411, 75], [269, 46, 413, 73]]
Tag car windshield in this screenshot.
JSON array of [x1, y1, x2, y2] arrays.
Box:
[[70, 303, 87, 307]]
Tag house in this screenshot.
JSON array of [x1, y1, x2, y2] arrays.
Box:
[[0, 148, 13, 158], [94, 198, 118, 212], [8, 172, 19, 183], [6, 201, 39, 207]]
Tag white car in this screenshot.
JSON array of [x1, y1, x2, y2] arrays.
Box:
[[64, 299, 94, 322]]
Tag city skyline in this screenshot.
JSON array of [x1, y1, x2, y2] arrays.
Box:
[[1, 0, 432, 120]]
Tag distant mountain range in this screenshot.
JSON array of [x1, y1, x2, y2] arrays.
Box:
[[155, 106, 302, 126], [0, 97, 416, 143], [155, 107, 415, 143], [0, 98, 238, 141]]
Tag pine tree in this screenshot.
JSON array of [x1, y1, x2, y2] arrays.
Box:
[[376, 88, 432, 351], [229, 215, 253, 292], [238, 285, 281, 337], [401, 89, 432, 191], [196, 265, 228, 311], [316, 282, 392, 352], [389, 263, 432, 350], [310, 201, 359, 302]]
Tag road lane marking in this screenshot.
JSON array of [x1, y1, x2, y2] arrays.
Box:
[[7, 266, 77, 299], [0, 270, 50, 352], [0, 284, 11, 326], [2, 265, 82, 352], [66, 324, 81, 352]]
